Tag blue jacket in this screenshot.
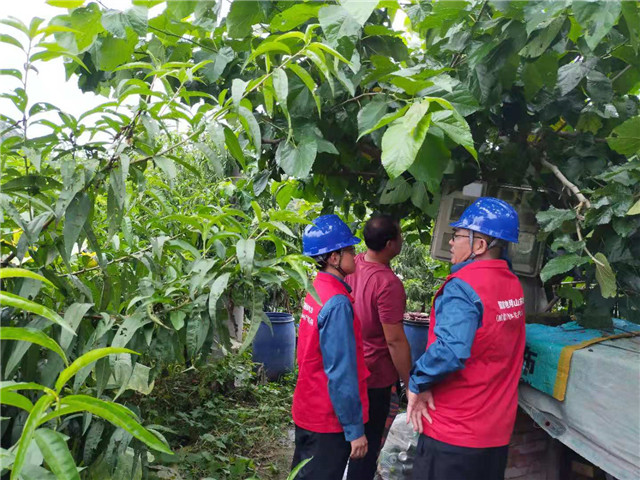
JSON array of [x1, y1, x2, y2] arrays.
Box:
[[409, 260, 483, 394]]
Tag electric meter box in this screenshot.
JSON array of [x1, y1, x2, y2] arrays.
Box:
[[431, 183, 544, 277]]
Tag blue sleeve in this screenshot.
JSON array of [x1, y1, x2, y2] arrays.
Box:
[[409, 278, 483, 394], [318, 295, 364, 442]]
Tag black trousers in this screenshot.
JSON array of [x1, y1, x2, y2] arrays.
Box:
[[347, 386, 392, 480], [291, 426, 351, 480], [412, 435, 509, 480]]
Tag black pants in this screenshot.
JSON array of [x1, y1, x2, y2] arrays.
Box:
[[412, 435, 509, 480], [291, 426, 351, 480], [347, 386, 392, 480]]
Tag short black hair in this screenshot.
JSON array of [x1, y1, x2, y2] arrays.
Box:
[[363, 214, 399, 251]]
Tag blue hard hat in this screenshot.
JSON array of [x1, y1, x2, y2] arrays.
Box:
[[303, 214, 361, 256], [450, 197, 519, 243]]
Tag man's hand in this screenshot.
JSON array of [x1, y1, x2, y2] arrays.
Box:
[[350, 434, 368, 459], [406, 390, 435, 434]]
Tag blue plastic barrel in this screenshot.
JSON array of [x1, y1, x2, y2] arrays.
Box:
[[403, 319, 430, 366], [252, 312, 296, 380]]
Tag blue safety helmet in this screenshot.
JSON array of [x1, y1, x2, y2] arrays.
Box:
[[450, 197, 520, 243], [302, 214, 361, 256]]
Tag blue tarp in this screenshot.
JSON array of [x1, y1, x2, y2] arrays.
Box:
[[521, 318, 640, 400]]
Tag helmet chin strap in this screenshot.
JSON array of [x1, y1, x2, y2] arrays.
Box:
[[332, 250, 348, 277], [465, 232, 501, 262], [466, 231, 477, 262]]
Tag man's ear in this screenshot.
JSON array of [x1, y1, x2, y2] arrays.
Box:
[[475, 237, 488, 255]]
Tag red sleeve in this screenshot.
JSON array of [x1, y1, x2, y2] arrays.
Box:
[[377, 274, 406, 325]]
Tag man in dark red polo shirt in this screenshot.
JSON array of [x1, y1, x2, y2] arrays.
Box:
[[346, 214, 412, 480]]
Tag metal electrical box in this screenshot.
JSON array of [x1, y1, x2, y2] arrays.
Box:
[[430, 182, 545, 278]]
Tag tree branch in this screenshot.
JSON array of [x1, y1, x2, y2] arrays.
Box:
[[541, 157, 591, 210]]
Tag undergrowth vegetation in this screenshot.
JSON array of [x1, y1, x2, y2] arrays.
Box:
[[136, 353, 295, 480]]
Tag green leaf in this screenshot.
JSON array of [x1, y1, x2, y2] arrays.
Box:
[[272, 67, 290, 127], [627, 199, 640, 216], [520, 17, 564, 58], [357, 98, 388, 138], [92, 32, 137, 71], [0, 292, 75, 335], [270, 4, 321, 32], [357, 105, 409, 139], [55, 347, 138, 393], [381, 102, 431, 178], [341, 0, 379, 26], [594, 252, 617, 298], [556, 285, 584, 307], [238, 106, 262, 153], [540, 254, 589, 283], [61, 395, 172, 454], [224, 127, 246, 168], [557, 58, 593, 96], [586, 70, 613, 104], [523, 53, 559, 100], [208, 273, 231, 322], [63, 192, 91, 260], [572, 0, 621, 51], [236, 239, 256, 275], [247, 41, 291, 63], [0, 327, 68, 365], [318, 5, 361, 47], [34, 429, 81, 480], [0, 391, 34, 412], [288, 458, 313, 480], [154, 156, 177, 181], [0, 33, 24, 50], [380, 177, 412, 204], [46, 0, 85, 7], [240, 308, 268, 353], [0, 268, 54, 287], [607, 116, 640, 156], [226, 0, 263, 38], [231, 78, 247, 108], [10, 393, 55, 480], [621, 2, 640, 54], [536, 206, 577, 232], [409, 132, 451, 192], [275, 137, 318, 178], [101, 7, 147, 38], [287, 63, 321, 116], [430, 109, 477, 160]]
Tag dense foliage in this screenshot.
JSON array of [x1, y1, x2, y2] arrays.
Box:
[[1, 0, 639, 478]]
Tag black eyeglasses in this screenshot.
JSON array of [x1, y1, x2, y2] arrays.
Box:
[[452, 233, 471, 240]]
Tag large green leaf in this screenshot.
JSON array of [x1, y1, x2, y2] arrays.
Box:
[[594, 253, 617, 298], [0, 327, 68, 365], [275, 137, 318, 178], [318, 5, 361, 46], [10, 393, 55, 480], [55, 347, 138, 393], [357, 98, 388, 139], [0, 268, 54, 287], [380, 177, 412, 204], [572, 1, 621, 51], [0, 391, 33, 412], [238, 106, 262, 153], [522, 52, 558, 99], [0, 292, 75, 335], [223, 127, 246, 168], [60, 395, 172, 454], [208, 273, 231, 322], [236, 239, 256, 275], [63, 192, 91, 260], [540, 254, 589, 283], [226, 0, 263, 38], [607, 116, 640, 156], [627, 199, 640, 216], [557, 58, 593, 96], [270, 4, 322, 32], [381, 102, 431, 178], [101, 7, 147, 38], [33, 429, 81, 480], [430, 109, 477, 160], [287, 63, 321, 116], [536, 206, 577, 232], [520, 17, 564, 58], [621, 2, 640, 54]]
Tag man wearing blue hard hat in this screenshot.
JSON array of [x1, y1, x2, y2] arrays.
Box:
[[291, 214, 370, 479], [406, 197, 526, 480]]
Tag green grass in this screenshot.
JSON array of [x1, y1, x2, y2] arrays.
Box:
[[137, 353, 295, 480]]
